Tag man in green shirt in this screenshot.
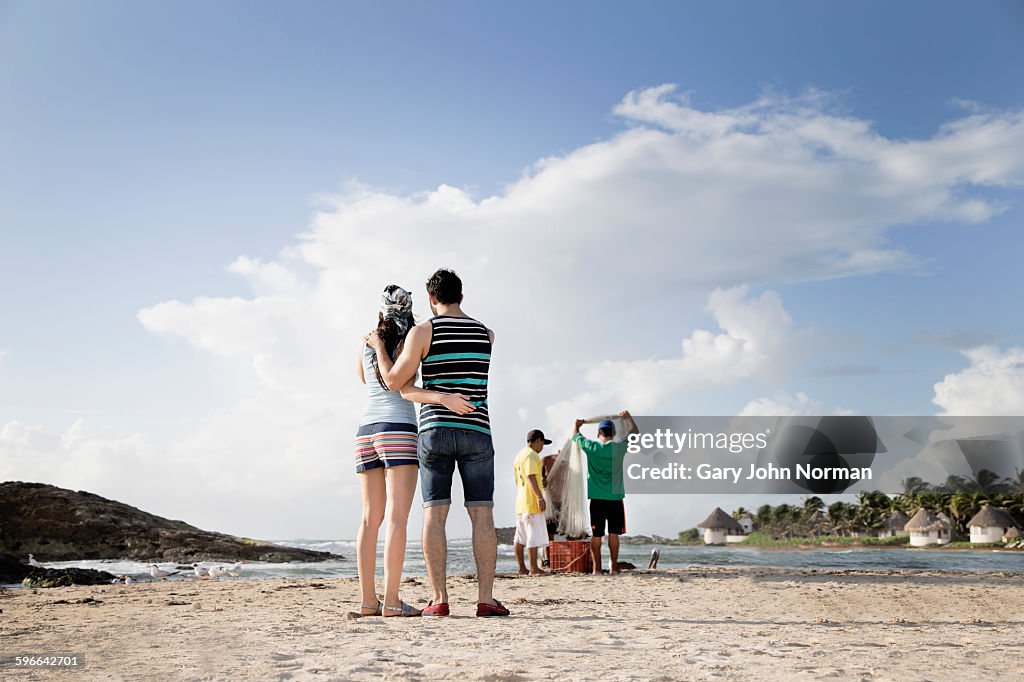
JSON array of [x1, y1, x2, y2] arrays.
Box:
[[572, 410, 638, 574]]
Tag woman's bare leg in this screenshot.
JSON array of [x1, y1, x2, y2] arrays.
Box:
[[357, 467, 386, 614], [382, 464, 420, 615]]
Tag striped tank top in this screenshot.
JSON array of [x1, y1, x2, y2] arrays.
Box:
[[419, 315, 492, 434]]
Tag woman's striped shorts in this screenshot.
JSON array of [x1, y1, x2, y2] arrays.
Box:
[[355, 422, 419, 473]]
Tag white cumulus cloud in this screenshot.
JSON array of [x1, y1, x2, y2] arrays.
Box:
[[739, 391, 854, 416], [933, 346, 1024, 416]]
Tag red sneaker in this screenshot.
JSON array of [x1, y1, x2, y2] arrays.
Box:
[[422, 601, 449, 617], [476, 599, 510, 617]]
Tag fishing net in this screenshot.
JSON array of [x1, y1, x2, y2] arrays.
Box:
[[544, 414, 630, 538]]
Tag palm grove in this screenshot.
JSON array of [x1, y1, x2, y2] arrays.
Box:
[[678, 469, 1024, 542]]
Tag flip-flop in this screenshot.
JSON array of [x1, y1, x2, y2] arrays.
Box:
[[476, 599, 510, 617], [422, 600, 449, 617], [360, 599, 382, 616], [382, 600, 422, 617]]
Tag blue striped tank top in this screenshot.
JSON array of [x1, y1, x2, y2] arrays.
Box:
[[419, 315, 491, 434]]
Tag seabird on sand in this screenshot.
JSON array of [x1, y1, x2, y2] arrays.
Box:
[[191, 563, 210, 578], [207, 565, 228, 579], [149, 565, 180, 580], [226, 561, 244, 577], [28, 554, 43, 568]]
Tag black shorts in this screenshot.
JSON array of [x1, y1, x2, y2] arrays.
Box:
[[589, 499, 626, 537]]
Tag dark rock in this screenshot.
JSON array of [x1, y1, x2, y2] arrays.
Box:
[[0, 482, 342, 563], [495, 526, 516, 545], [621, 534, 654, 545], [22, 567, 116, 588], [0, 553, 32, 583]]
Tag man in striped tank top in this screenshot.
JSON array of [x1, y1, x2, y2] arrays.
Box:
[[371, 268, 509, 618]]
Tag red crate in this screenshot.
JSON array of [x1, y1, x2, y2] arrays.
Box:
[[548, 540, 593, 573]]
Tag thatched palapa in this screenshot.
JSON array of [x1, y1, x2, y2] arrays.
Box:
[[697, 507, 743, 531], [883, 510, 909, 530], [904, 508, 948, 532], [966, 504, 1017, 529]]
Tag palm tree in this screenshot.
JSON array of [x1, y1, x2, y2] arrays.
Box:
[[855, 505, 884, 534], [901, 476, 928, 496], [947, 493, 977, 536], [828, 502, 851, 537], [803, 496, 824, 517], [971, 469, 1005, 495], [941, 475, 971, 494], [1003, 468, 1024, 496], [770, 504, 795, 537], [893, 491, 916, 514], [917, 491, 948, 514]]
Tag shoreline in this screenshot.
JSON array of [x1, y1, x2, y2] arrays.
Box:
[[686, 542, 1024, 552], [6, 560, 1023, 592]]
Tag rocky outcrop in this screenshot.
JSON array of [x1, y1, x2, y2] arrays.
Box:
[[0, 553, 116, 587], [621, 534, 682, 545], [0, 482, 342, 563], [21, 566, 117, 588], [0, 552, 31, 583], [495, 527, 516, 545]]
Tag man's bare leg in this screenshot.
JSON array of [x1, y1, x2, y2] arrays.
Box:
[[609, 534, 621, 573], [528, 547, 544, 574], [590, 536, 603, 574], [468, 506, 497, 604], [423, 504, 450, 604], [515, 542, 528, 574]]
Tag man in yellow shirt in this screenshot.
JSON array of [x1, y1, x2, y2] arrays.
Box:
[[513, 429, 550, 575]]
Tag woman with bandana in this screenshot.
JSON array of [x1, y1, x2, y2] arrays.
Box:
[[355, 284, 474, 617]]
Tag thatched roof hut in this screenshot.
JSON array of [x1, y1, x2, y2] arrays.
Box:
[[883, 510, 909, 530], [697, 507, 743, 531], [966, 504, 1017, 529], [697, 507, 743, 545], [878, 509, 910, 538], [905, 508, 945, 531], [905, 508, 952, 546]]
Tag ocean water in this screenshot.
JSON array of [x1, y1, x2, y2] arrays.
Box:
[[12, 539, 1024, 586]]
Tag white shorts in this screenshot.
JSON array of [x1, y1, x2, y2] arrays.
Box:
[[513, 512, 548, 549]]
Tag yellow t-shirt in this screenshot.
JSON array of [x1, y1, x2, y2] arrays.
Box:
[[513, 446, 545, 515]]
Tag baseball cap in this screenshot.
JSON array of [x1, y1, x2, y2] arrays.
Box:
[[527, 429, 552, 444], [598, 419, 616, 433]]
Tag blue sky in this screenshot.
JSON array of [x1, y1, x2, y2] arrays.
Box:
[[2, 1, 1024, 538]]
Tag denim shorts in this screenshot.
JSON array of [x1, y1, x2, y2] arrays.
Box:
[[418, 427, 495, 508]]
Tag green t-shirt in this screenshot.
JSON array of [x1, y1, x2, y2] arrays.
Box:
[[572, 432, 627, 500]]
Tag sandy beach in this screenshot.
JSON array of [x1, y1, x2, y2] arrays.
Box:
[[3, 567, 1024, 681]]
